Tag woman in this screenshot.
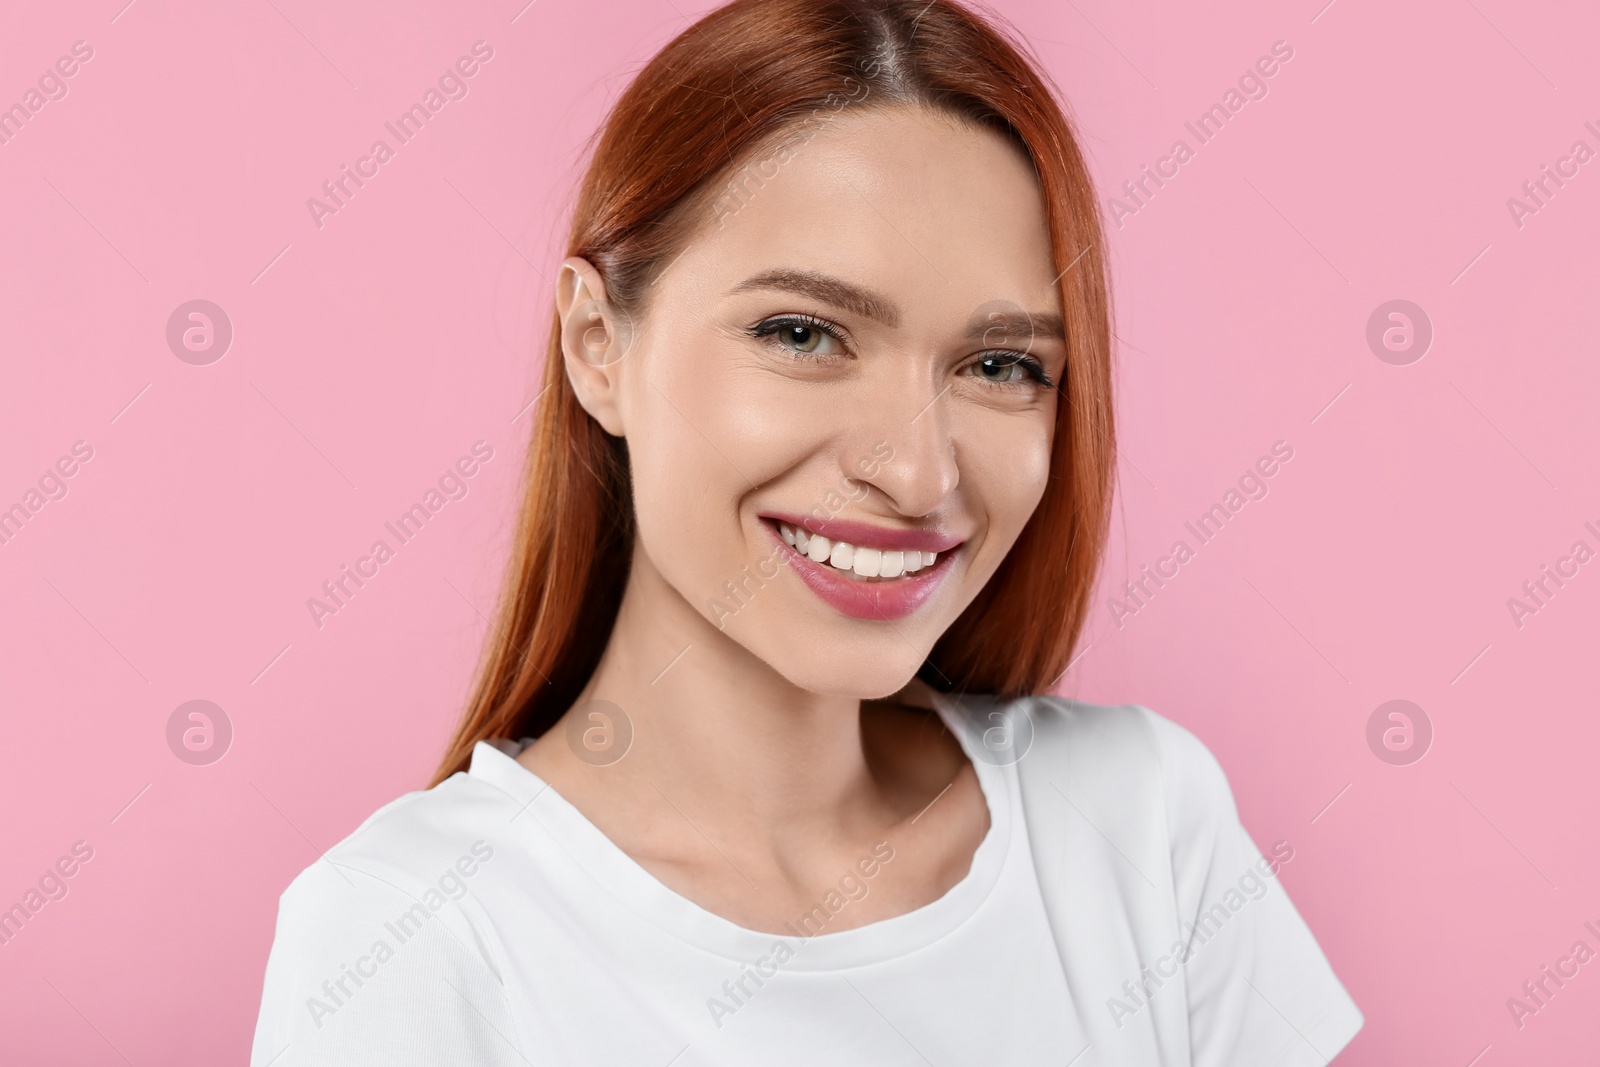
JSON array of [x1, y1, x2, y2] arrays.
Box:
[[251, 0, 1363, 1063]]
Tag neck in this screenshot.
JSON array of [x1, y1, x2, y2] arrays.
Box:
[[563, 545, 922, 836]]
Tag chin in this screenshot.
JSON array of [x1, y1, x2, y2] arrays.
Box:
[[761, 642, 928, 702]]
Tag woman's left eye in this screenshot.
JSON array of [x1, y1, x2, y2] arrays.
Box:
[[967, 352, 1053, 389], [749, 315, 848, 358]]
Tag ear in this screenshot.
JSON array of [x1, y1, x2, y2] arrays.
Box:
[[556, 257, 633, 437]]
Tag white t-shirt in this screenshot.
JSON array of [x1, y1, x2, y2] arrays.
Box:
[[250, 696, 1362, 1066]]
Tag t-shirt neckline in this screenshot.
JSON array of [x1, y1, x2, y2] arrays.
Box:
[[464, 689, 1013, 972]]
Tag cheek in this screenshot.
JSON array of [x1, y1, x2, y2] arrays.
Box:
[[630, 326, 846, 498], [622, 340, 806, 582], [967, 415, 1054, 540], [626, 391, 735, 558]]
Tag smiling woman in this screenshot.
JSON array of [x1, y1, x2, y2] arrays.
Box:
[[250, 1, 1362, 1064]]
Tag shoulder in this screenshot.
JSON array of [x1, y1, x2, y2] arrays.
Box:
[[938, 691, 1241, 855], [1045, 697, 1235, 814], [941, 691, 1234, 803], [258, 762, 536, 1013], [274, 764, 520, 916], [1025, 692, 1221, 768], [252, 765, 525, 1065], [1036, 696, 1240, 844], [956, 693, 1364, 1059], [1046, 698, 1242, 876]]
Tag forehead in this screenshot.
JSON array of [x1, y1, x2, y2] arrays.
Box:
[[684, 105, 1060, 317]]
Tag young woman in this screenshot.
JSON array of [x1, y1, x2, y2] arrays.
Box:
[[252, 0, 1362, 1063]]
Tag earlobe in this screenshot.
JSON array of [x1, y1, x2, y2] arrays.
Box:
[[556, 256, 632, 437]]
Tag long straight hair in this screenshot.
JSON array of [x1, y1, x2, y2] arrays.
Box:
[[431, 0, 1114, 784]]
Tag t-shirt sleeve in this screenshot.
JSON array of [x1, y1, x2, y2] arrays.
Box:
[[250, 855, 526, 1067], [1142, 708, 1364, 1066]]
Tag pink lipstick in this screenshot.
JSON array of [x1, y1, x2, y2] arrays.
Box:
[[756, 513, 963, 621]]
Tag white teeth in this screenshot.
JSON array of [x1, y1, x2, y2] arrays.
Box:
[[775, 521, 941, 579]]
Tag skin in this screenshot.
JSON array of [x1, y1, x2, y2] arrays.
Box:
[[517, 104, 1065, 934]]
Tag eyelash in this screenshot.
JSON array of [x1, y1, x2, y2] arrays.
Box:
[[747, 314, 1055, 390]]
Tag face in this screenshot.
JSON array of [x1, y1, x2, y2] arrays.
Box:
[[561, 104, 1065, 698]]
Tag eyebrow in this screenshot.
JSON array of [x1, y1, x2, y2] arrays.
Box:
[[728, 267, 1065, 344], [728, 269, 901, 327], [966, 310, 1066, 346]]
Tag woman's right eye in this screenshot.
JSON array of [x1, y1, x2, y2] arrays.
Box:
[[749, 315, 849, 359]]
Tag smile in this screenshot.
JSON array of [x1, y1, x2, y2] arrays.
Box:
[[757, 513, 964, 622], [777, 522, 939, 581]]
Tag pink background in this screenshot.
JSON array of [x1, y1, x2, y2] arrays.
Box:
[[2, 0, 1596, 1062]]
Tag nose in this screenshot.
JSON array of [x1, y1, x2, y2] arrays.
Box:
[[839, 385, 959, 518]]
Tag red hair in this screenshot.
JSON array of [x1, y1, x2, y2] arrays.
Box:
[[432, 0, 1114, 784]]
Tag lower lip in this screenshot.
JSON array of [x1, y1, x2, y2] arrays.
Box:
[[760, 520, 958, 622]]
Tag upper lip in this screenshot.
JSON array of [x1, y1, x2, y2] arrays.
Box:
[[759, 511, 966, 554]]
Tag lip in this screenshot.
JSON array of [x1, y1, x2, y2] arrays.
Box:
[[758, 511, 965, 554], [757, 516, 960, 622]]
